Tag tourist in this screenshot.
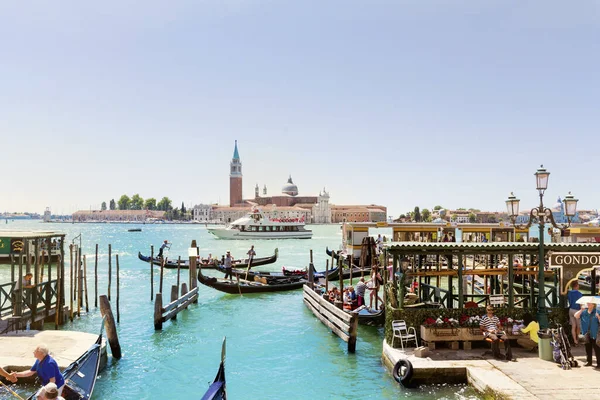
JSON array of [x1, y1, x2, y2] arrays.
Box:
[[442, 233, 449, 242], [11, 344, 65, 393], [480, 306, 513, 361], [223, 251, 234, 281], [567, 281, 583, 345], [517, 313, 539, 351], [0, 366, 17, 382], [355, 277, 366, 307], [157, 240, 170, 258], [37, 382, 65, 400], [574, 300, 600, 367], [246, 245, 256, 265], [328, 287, 340, 303], [22, 272, 34, 288], [376, 234, 383, 254], [368, 265, 383, 309], [344, 286, 357, 310]]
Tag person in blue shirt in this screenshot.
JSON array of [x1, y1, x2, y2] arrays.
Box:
[[12, 344, 65, 394], [567, 281, 583, 345], [575, 301, 600, 368]]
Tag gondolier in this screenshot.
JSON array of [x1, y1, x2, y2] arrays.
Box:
[[224, 251, 234, 281], [246, 245, 256, 265], [158, 240, 170, 258]]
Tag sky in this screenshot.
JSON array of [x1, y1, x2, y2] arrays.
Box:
[[1, 1, 598, 218]]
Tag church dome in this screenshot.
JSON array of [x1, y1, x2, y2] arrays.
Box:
[[282, 175, 298, 196]]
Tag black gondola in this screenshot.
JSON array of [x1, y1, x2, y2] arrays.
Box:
[[201, 337, 227, 400], [27, 332, 103, 400], [352, 306, 385, 326], [214, 264, 306, 283], [137, 248, 278, 270], [197, 265, 307, 294], [127, 228, 142, 232]]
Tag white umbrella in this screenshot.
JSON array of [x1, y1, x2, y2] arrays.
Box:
[[576, 296, 600, 305]]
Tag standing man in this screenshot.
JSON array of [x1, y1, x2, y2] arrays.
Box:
[[567, 281, 583, 345], [224, 251, 234, 281], [246, 245, 256, 266], [157, 240, 170, 259], [355, 277, 366, 307], [575, 300, 600, 367], [11, 344, 65, 394]]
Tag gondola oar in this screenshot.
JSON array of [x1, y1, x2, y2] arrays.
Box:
[[0, 380, 25, 400]]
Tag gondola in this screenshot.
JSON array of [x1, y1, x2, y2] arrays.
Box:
[[349, 306, 385, 326], [137, 248, 278, 270], [197, 265, 307, 294], [127, 228, 142, 232], [325, 247, 360, 266], [201, 337, 227, 400], [214, 264, 306, 283], [27, 331, 103, 400]]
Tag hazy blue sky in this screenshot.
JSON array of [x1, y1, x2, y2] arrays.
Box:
[[1, 1, 598, 218]]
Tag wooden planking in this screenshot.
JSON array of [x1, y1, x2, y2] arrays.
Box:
[[303, 285, 353, 323], [162, 293, 199, 322], [303, 299, 350, 342], [162, 287, 198, 313], [303, 291, 350, 333]]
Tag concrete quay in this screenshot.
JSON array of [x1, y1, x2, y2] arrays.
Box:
[[0, 330, 107, 375], [382, 340, 600, 400]]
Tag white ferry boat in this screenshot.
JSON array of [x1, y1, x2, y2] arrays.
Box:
[[207, 209, 312, 240]]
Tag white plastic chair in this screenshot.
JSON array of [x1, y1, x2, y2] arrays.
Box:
[[392, 320, 418, 349]]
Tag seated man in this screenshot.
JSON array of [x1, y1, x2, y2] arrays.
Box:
[[480, 306, 513, 361], [517, 313, 539, 351]]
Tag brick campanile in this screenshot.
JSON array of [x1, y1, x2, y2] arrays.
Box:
[[229, 140, 243, 206]]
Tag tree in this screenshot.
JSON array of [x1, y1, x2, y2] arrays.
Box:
[[468, 213, 477, 223], [109, 199, 116, 210], [144, 198, 157, 210], [130, 194, 144, 210], [433, 205, 444, 211], [421, 208, 431, 222], [181, 202, 186, 214], [413, 206, 421, 222], [118, 195, 131, 210], [488, 215, 497, 223], [157, 197, 172, 211], [101, 202, 107, 211]]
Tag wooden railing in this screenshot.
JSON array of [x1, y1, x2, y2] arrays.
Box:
[[154, 283, 199, 330], [303, 284, 358, 353], [0, 280, 58, 317]]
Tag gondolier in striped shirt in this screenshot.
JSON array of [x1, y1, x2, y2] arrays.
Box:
[[480, 306, 513, 361], [224, 251, 234, 281]]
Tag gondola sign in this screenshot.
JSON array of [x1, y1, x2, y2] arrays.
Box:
[[549, 252, 600, 294]]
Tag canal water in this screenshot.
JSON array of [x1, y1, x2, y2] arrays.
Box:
[[0, 221, 481, 399]]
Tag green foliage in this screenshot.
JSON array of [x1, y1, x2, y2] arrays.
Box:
[[144, 198, 157, 210], [109, 199, 116, 210], [130, 194, 144, 210], [101, 202, 107, 211], [421, 208, 431, 222], [157, 197, 172, 211], [488, 215, 497, 223], [117, 195, 131, 210], [468, 212, 477, 223], [181, 202, 186, 214], [433, 205, 443, 211]]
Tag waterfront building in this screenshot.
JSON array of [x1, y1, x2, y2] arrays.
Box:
[[229, 140, 243, 207], [312, 188, 331, 224], [72, 209, 165, 222], [192, 204, 212, 222], [330, 205, 387, 223]]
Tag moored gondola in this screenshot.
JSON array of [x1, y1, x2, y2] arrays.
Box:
[[27, 330, 103, 400], [137, 248, 278, 270], [351, 306, 385, 326], [201, 337, 227, 400], [197, 265, 307, 294], [214, 264, 305, 283]]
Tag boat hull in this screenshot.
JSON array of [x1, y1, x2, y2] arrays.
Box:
[[138, 249, 278, 269], [197, 270, 307, 294], [208, 228, 312, 240]]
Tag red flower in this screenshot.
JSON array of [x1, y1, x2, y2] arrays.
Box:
[[424, 317, 436, 327]]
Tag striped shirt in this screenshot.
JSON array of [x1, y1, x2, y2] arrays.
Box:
[[480, 315, 500, 333]]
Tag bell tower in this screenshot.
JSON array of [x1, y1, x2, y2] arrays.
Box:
[[229, 140, 243, 206]]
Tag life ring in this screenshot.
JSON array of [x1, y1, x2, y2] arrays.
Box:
[[392, 359, 417, 388]]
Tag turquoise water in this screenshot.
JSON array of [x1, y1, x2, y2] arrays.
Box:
[[0, 221, 480, 399]]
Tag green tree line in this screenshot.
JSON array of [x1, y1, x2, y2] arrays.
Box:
[[100, 195, 190, 220]]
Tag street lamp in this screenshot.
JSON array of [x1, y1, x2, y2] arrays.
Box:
[[505, 165, 579, 329]]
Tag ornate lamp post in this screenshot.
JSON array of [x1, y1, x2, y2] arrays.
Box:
[[505, 165, 579, 329]]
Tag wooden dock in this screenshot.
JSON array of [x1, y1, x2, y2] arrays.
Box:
[[382, 340, 600, 400]]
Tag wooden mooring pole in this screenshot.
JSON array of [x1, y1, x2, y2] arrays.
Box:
[[77, 248, 82, 317], [154, 292, 163, 330], [150, 245, 154, 301], [116, 254, 120, 323], [83, 255, 89, 313], [99, 295, 122, 359], [94, 244, 98, 308], [177, 256, 181, 290], [69, 245, 73, 321], [108, 244, 112, 301]]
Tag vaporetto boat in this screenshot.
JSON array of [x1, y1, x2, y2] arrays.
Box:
[[207, 208, 312, 240]]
